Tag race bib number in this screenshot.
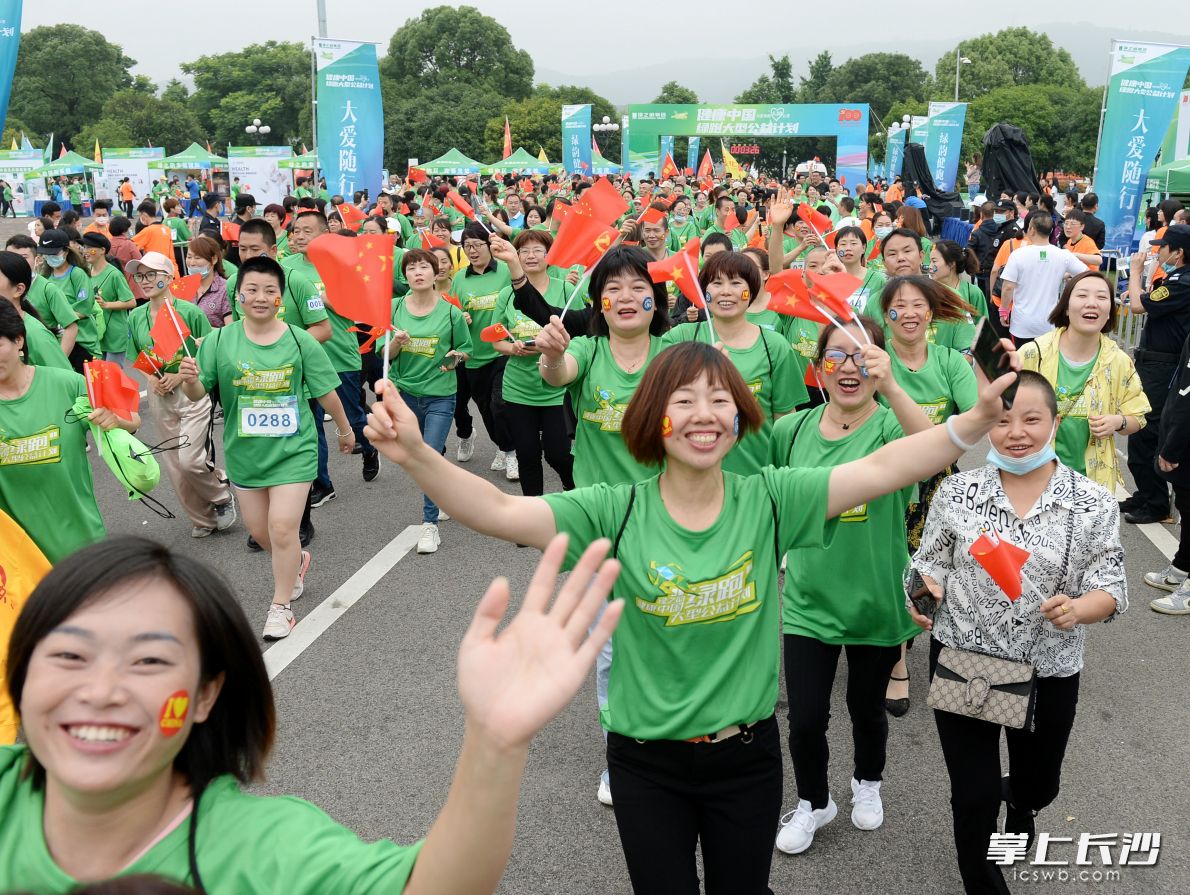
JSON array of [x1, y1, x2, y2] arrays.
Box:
[[307, 296, 324, 311], [240, 395, 299, 437]]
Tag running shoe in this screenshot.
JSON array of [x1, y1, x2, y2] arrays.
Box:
[[1150, 579, 1190, 615], [597, 769, 613, 807], [362, 450, 380, 482], [1143, 563, 1188, 592], [214, 495, 237, 531], [456, 436, 474, 462], [191, 526, 214, 539], [776, 798, 837, 855], [292, 550, 311, 601], [262, 604, 295, 641], [417, 522, 440, 554], [505, 453, 520, 481], [310, 483, 336, 508], [850, 779, 884, 830], [490, 450, 507, 471]]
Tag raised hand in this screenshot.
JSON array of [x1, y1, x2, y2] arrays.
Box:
[[768, 187, 794, 228], [364, 379, 430, 466], [534, 315, 570, 361], [457, 534, 623, 752]]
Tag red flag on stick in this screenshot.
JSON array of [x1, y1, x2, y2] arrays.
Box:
[[169, 273, 202, 302], [806, 271, 865, 322], [407, 167, 428, 184], [697, 149, 714, 180], [149, 302, 191, 361], [723, 211, 742, 233], [440, 292, 462, 310], [417, 228, 445, 249], [573, 177, 628, 224], [969, 530, 1031, 601], [132, 350, 164, 378], [767, 271, 830, 323], [502, 117, 513, 160], [84, 360, 140, 421], [797, 202, 833, 235], [445, 190, 476, 220], [648, 238, 704, 308], [307, 231, 395, 330], [660, 153, 679, 180], [220, 221, 240, 243], [545, 219, 619, 269], [638, 206, 666, 226], [481, 323, 512, 342], [337, 203, 367, 230]]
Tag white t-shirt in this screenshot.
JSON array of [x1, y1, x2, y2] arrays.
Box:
[[1000, 244, 1086, 338]]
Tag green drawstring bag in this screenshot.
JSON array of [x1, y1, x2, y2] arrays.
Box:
[[70, 396, 162, 502]]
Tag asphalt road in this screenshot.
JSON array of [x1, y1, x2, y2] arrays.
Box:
[[7, 218, 1186, 894]]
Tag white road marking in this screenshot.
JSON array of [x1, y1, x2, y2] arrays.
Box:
[[264, 525, 422, 680]]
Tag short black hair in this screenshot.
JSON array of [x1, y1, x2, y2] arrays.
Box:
[[5, 233, 36, 251], [109, 216, 133, 237], [137, 200, 158, 216], [238, 217, 276, 248], [1016, 369, 1058, 418], [238, 254, 286, 291], [91, 199, 112, 213], [1080, 193, 1098, 211], [702, 232, 734, 254], [41, 201, 61, 216], [6, 536, 276, 793]]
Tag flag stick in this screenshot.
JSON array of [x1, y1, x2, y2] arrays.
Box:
[[558, 248, 612, 322], [382, 330, 392, 384], [167, 302, 193, 359], [810, 299, 867, 353]]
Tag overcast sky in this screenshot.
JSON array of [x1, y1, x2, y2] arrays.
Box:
[[29, 0, 1173, 88]]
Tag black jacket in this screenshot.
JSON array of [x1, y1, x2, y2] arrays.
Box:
[[1082, 212, 1106, 249], [968, 223, 997, 275], [1157, 332, 1190, 486]]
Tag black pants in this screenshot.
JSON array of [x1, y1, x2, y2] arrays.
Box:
[[784, 633, 901, 810], [454, 358, 513, 451], [1172, 485, 1190, 570], [502, 400, 574, 496], [1127, 358, 1178, 514], [608, 715, 782, 895], [929, 639, 1080, 895]]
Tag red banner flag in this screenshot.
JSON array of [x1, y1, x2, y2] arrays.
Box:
[[968, 530, 1031, 601], [149, 302, 191, 361], [220, 221, 240, 243], [307, 231, 395, 330], [481, 323, 512, 343], [417, 228, 445, 249], [84, 359, 140, 421], [697, 149, 714, 180], [446, 190, 476, 220], [806, 271, 864, 322], [441, 292, 462, 310], [638, 206, 666, 226], [723, 211, 741, 233], [407, 167, 428, 184], [337, 202, 367, 230], [660, 153, 679, 180], [767, 271, 830, 324], [545, 218, 619, 269], [502, 117, 513, 160], [169, 273, 202, 302], [648, 238, 703, 308], [798, 202, 833, 235], [572, 177, 628, 225]]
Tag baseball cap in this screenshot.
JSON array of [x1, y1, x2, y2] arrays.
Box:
[[81, 231, 111, 253], [235, 193, 257, 210], [36, 229, 71, 254], [203, 192, 222, 207], [126, 251, 174, 277], [904, 196, 927, 209], [1150, 223, 1190, 254], [995, 199, 1016, 211]]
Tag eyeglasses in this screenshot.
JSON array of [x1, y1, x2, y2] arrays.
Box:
[[822, 349, 865, 368], [462, 241, 488, 251], [132, 271, 163, 282]]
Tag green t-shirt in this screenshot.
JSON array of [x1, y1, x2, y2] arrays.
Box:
[[781, 236, 816, 270], [197, 322, 340, 487], [26, 277, 77, 334], [276, 229, 290, 259], [1054, 349, 1097, 474], [667, 219, 700, 251], [451, 261, 512, 368], [496, 279, 570, 407], [280, 253, 359, 373], [850, 269, 887, 316], [662, 322, 807, 476], [694, 206, 715, 230], [885, 343, 978, 424], [702, 222, 748, 249], [165, 216, 191, 244], [91, 265, 135, 354], [0, 366, 104, 562], [0, 746, 423, 894], [228, 267, 329, 332], [566, 335, 667, 487], [66, 183, 83, 205], [383, 296, 472, 397], [127, 299, 213, 372], [544, 468, 835, 740], [294, 186, 313, 199], [50, 266, 98, 357], [22, 314, 72, 370], [769, 405, 920, 646]]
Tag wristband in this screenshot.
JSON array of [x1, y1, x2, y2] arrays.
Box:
[[538, 356, 563, 370], [946, 415, 980, 452], [1117, 415, 1127, 432]]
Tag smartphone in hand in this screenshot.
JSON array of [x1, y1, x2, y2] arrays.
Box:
[[971, 317, 1018, 409], [907, 568, 938, 621]]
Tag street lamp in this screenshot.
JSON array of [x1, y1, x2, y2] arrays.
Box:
[[592, 115, 619, 134], [244, 118, 272, 142], [954, 51, 973, 102]]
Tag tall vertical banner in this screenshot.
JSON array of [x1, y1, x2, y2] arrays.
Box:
[[314, 38, 384, 202], [659, 135, 675, 170], [561, 104, 592, 174], [886, 127, 906, 179], [910, 115, 929, 147], [0, 1, 21, 138], [1094, 41, 1190, 251], [925, 101, 968, 191], [687, 137, 701, 173]]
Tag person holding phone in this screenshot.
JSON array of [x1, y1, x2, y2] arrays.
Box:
[[907, 370, 1126, 895]]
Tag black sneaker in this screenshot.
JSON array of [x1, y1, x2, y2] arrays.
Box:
[[1118, 496, 1139, 513], [299, 519, 314, 547], [310, 483, 336, 508], [351, 443, 363, 455], [362, 450, 380, 482], [1002, 776, 1036, 852], [247, 534, 263, 552], [1125, 507, 1172, 525]]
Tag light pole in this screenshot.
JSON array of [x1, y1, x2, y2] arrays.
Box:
[[592, 115, 619, 164], [245, 118, 272, 144], [954, 50, 972, 102]]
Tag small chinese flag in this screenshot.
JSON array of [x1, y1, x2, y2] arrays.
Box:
[[446, 190, 476, 220], [149, 302, 191, 361], [84, 359, 141, 421], [169, 273, 202, 302], [806, 271, 865, 322], [969, 530, 1031, 601], [648, 238, 703, 308], [747, 228, 766, 249], [133, 350, 164, 378], [798, 202, 833, 236], [697, 149, 714, 180], [767, 271, 829, 324], [481, 323, 512, 342], [638, 206, 666, 226], [546, 218, 619, 269], [441, 292, 462, 310], [571, 177, 628, 225], [307, 231, 395, 330], [338, 203, 367, 230], [723, 211, 741, 233], [417, 228, 445, 249], [220, 221, 240, 243], [660, 153, 679, 180], [408, 167, 428, 184]]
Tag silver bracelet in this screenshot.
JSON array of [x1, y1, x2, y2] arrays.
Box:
[[946, 415, 980, 452], [335, 427, 351, 438], [539, 356, 563, 370]]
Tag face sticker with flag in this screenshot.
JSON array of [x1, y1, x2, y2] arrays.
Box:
[[968, 527, 1032, 602]]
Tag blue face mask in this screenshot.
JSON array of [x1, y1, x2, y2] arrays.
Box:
[[190, 264, 210, 277], [993, 214, 1007, 225], [1161, 261, 1179, 274], [874, 226, 893, 240], [987, 423, 1058, 476], [44, 254, 66, 269]]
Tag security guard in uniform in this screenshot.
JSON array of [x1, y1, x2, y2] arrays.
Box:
[[1124, 223, 1190, 524]]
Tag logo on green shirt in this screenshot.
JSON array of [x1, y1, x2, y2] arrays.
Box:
[[464, 291, 499, 312], [791, 330, 817, 359], [0, 427, 61, 466], [746, 378, 763, 396], [839, 503, 869, 523], [582, 386, 628, 431], [232, 364, 295, 392], [404, 335, 440, 358], [918, 398, 950, 424], [636, 554, 760, 626]]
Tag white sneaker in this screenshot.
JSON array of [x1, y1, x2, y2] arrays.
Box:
[[262, 604, 295, 640], [490, 450, 506, 471], [1143, 563, 1187, 592], [191, 525, 215, 539], [776, 797, 837, 854], [437, 509, 450, 521], [850, 778, 884, 830], [505, 453, 520, 481], [417, 522, 440, 554], [456, 436, 474, 462], [213, 495, 237, 531], [291, 550, 311, 602], [1150, 579, 1190, 615], [597, 769, 613, 806]]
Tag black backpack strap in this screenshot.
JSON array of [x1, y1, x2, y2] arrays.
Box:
[[203, 326, 224, 473], [770, 492, 781, 574], [612, 484, 637, 560]]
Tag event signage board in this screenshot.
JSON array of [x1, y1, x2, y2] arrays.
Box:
[[561, 104, 593, 174], [0, 148, 40, 216], [1093, 40, 1190, 250], [314, 38, 384, 202], [925, 102, 968, 191], [687, 137, 701, 172], [886, 126, 906, 180], [227, 146, 294, 207], [0, 1, 21, 138], [98, 147, 165, 203]]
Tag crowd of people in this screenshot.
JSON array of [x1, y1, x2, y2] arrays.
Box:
[[0, 158, 1186, 895]]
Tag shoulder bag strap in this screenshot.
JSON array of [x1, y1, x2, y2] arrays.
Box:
[[613, 484, 637, 560]]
